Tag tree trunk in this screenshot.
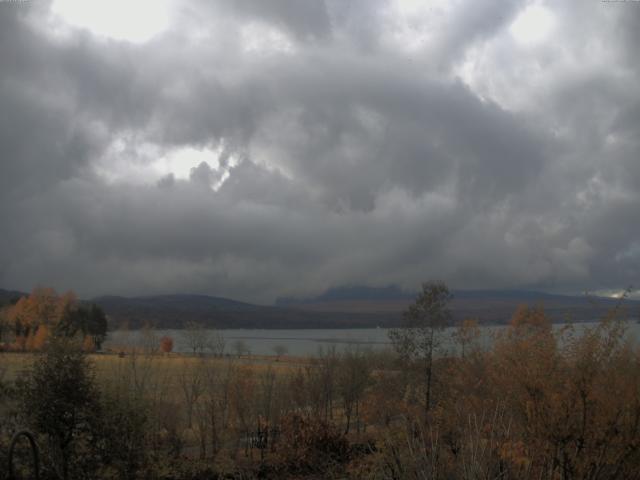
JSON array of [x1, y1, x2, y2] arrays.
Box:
[[62, 449, 69, 480], [425, 332, 434, 420], [210, 407, 218, 457], [199, 430, 206, 459], [344, 402, 352, 434]]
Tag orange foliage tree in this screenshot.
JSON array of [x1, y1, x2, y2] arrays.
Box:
[[33, 325, 50, 350], [159, 335, 174, 353], [4, 288, 107, 351], [82, 335, 96, 353]]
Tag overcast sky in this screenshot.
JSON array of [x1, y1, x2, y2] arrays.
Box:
[[1, 0, 639, 302]]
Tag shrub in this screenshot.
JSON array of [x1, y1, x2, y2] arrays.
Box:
[[160, 335, 174, 353], [16, 337, 101, 479], [269, 414, 350, 476]]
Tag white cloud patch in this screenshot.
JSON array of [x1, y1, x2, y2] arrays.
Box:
[[241, 22, 296, 55], [50, 0, 171, 43], [509, 3, 555, 46]]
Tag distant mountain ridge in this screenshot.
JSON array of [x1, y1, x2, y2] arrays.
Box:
[[91, 293, 395, 329], [275, 285, 640, 325], [2, 286, 638, 329], [0, 288, 26, 306], [276, 285, 415, 305], [94, 294, 261, 312], [276, 285, 603, 305]]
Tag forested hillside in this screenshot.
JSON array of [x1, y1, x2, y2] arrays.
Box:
[[3, 287, 637, 329]]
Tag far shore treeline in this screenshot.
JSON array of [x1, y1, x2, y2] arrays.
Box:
[[2, 286, 638, 331]]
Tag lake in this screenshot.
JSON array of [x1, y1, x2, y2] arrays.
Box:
[[104, 320, 640, 356]]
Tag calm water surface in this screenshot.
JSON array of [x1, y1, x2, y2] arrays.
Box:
[[104, 321, 640, 356]]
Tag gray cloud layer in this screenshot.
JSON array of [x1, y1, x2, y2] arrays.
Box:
[[1, 0, 639, 302]]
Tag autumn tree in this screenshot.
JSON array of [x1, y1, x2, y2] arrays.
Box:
[[7, 294, 40, 342], [0, 304, 9, 343], [389, 281, 452, 418], [82, 335, 96, 352], [8, 288, 65, 340], [25, 331, 36, 351], [5, 288, 107, 350], [159, 335, 174, 353], [33, 324, 50, 350]]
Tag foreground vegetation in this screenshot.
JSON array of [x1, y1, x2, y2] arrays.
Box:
[[1, 286, 640, 479]]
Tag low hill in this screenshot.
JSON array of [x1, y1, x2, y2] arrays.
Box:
[[277, 286, 640, 325], [92, 293, 399, 330], [0, 288, 27, 306], [3, 287, 638, 329]]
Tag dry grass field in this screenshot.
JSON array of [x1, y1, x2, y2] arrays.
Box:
[[0, 350, 303, 384]]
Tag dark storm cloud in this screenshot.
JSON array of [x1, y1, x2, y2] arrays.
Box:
[[1, 0, 640, 301]]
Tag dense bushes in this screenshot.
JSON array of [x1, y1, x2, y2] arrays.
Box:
[[16, 338, 102, 479], [13, 337, 150, 480], [371, 307, 640, 479], [267, 414, 351, 476]]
